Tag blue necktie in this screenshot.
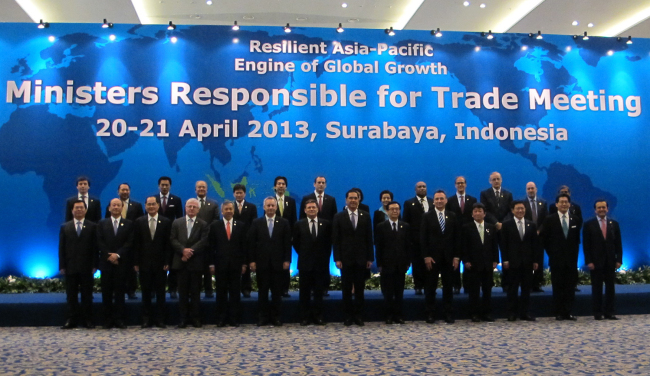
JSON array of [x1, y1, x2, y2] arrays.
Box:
[[439, 212, 445, 233], [268, 218, 274, 237], [562, 215, 569, 238], [76, 221, 82, 236]]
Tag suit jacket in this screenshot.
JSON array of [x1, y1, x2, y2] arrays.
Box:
[[299, 192, 338, 221], [156, 193, 184, 221], [133, 215, 172, 272], [104, 200, 144, 222], [209, 219, 247, 272], [332, 209, 374, 267], [461, 221, 500, 271], [540, 212, 582, 269], [374, 220, 411, 273], [420, 210, 461, 263], [276, 195, 297, 228], [523, 197, 548, 229], [233, 200, 258, 229], [170, 216, 210, 271], [97, 217, 134, 271], [58, 219, 98, 274], [293, 218, 332, 272], [499, 218, 542, 269], [197, 197, 219, 224], [549, 202, 583, 222], [480, 187, 513, 224], [402, 196, 434, 244], [247, 216, 292, 271], [66, 195, 102, 223], [446, 194, 477, 225], [583, 217, 622, 269]]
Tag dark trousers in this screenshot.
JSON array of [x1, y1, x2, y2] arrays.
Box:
[[125, 258, 138, 295], [341, 264, 367, 320], [256, 269, 284, 321], [550, 266, 577, 316], [167, 270, 178, 293], [452, 267, 463, 290], [466, 268, 494, 316], [299, 269, 327, 320], [241, 269, 253, 294], [411, 241, 425, 290], [506, 267, 532, 315], [532, 267, 544, 288], [215, 269, 242, 323], [65, 272, 94, 323], [202, 264, 214, 296], [424, 262, 455, 316], [590, 266, 616, 315], [381, 270, 406, 320], [100, 265, 126, 324], [282, 269, 291, 293], [140, 269, 167, 322], [177, 268, 202, 323]]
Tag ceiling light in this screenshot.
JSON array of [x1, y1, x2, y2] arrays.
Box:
[[167, 21, 176, 30], [601, 5, 650, 37], [572, 20, 578, 26], [587, 23, 594, 27], [431, 28, 442, 37], [393, 0, 425, 30], [464, 1, 470, 6], [102, 19, 113, 28], [482, 30, 494, 39], [480, 3, 486, 8], [38, 19, 49, 29], [582, 31, 589, 40], [284, 23, 292, 33], [337, 23, 344, 33], [342, 2, 348, 7], [385, 27, 395, 36], [206, 0, 212, 4], [232, 21, 239, 31]]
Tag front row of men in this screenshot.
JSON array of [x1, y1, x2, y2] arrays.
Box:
[[59, 190, 622, 328]]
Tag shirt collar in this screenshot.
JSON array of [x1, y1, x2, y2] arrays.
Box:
[[148, 214, 158, 221], [347, 208, 358, 216]]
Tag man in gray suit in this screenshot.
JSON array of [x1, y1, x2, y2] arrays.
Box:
[[170, 198, 210, 328], [196, 180, 219, 299]]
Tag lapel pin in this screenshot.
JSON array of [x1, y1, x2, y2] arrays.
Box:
[[120, 223, 123, 226]]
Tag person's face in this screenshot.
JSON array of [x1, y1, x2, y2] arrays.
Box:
[[222, 203, 235, 220], [77, 180, 89, 194], [314, 177, 327, 194], [415, 182, 427, 197], [274, 179, 287, 196], [234, 189, 246, 202], [186, 200, 199, 217], [264, 198, 277, 217], [559, 188, 571, 197], [381, 194, 392, 208], [109, 198, 123, 217], [195, 181, 207, 198], [305, 202, 318, 219], [387, 203, 400, 221], [489, 173, 502, 189], [346, 192, 359, 211], [118, 184, 130, 200], [159, 180, 171, 195], [472, 207, 486, 222], [557, 197, 571, 214], [433, 192, 447, 211], [455, 177, 466, 194], [526, 182, 537, 198], [595, 201, 608, 219], [145, 197, 159, 215], [72, 202, 86, 220], [512, 203, 526, 220]]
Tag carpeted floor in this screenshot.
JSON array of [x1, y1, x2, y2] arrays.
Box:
[[1, 315, 649, 375]]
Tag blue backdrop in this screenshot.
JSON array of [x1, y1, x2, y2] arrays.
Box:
[[0, 23, 646, 278]]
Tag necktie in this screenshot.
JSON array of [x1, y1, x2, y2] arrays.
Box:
[[238, 202, 243, 213], [530, 199, 538, 223], [479, 223, 484, 244], [495, 190, 501, 207], [268, 218, 274, 237], [392, 222, 397, 232], [226, 221, 231, 240], [318, 195, 323, 211], [80, 195, 86, 207], [200, 198, 205, 208], [518, 220, 524, 240], [278, 197, 284, 216], [311, 219, 317, 238], [187, 218, 194, 237], [351, 212, 356, 230], [420, 198, 426, 212], [113, 219, 119, 235], [121, 201, 128, 218], [562, 215, 569, 238], [149, 217, 156, 240], [76, 221, 82, 236], [162, 196, 167, 213], [439, 212, 445, 233], [460, 195, 465, 213], [600, 218, 607, 240]]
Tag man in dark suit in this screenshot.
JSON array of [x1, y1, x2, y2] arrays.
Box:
[[583, 200, 623, 320], [421, 190, 461, 323], [446, 176, 477, 294], [105, 183, 143, 300], [170, 198, 209, 328], [402, 181, 433, 295], [549, 185, 583, 221], [97, 198, 134, 329], [540, 193, 583, 321], [274, 176, 297, 298], [133, 196, 172, 328], [59, 199, 98, 329], [375, 201, 411, 324], [333, 189, 374, 326], [232, 183, 258, 298], [500, 201, 541, 321], [209, 200, 247, 327], [248, 197, 292, 326], [462, 203, 500, 322], [196, 180, 219, 299], [523, 181, 548, 292], [479, 171, 513, 228], [293, 199, 332, 326], [65, 176, 102, 223], [156, 176, 183, 299]]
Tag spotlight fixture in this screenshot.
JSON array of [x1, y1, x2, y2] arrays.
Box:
[[168, 21, 176, 30], [528, 30, 542, 39], [232, 21, 240, 31], [431, 28, 442, 37], [619, 35, 633, 44], [336, 23, 344, 33], [481, 30, 493, 39], [284, 23, 291, 33], [37, 19, 49, 29], [582, 31, 589, 40], [102, 19, 113, 28], [385, 26, 395, 36]]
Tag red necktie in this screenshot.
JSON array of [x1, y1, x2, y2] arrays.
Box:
[[600, 218, 607, 240], [226, 221, 231, 240], [318, 195, 323, 211], [460, 195, 465, 213]]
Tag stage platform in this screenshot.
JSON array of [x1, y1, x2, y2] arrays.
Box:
[[2, 284, 649, 327]]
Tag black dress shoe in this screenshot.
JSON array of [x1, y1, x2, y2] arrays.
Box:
[[169, 292, 178, 299], [394, 318, 405, 325], [154, 321, 166, 328], [216, 321, 227, 328], [594, 314, 604, 320], [565, 315, 578, 321], [177, 322, 188, 329], [555, 315, 565, 321], [482, 315, 495, 322], [507, 315, 517, 322], [61, 320, 77, 330], [520, 314, 536, 322], [471, 315, 481, 323], [192, 320, 202, 328], [242, 291, 251, 298], [425, 315, 436, 324], [300, 320, 311, 326], [127, 293, 138, 300], [314, 318, 326, 326], [271, 319, 283, 327], [453, 288, 461, 294], [414, 289, 423, 295], [354, 318, 365, 326], [444, 316, 455, 324], [531, 287, 544, 293], [605, 315, 620, 320], [344, 319, 354, 326], [282, 292, 291, 298], [385, 319, 393, 325]]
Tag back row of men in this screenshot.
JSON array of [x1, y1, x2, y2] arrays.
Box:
[[59, 172, 622, 328]]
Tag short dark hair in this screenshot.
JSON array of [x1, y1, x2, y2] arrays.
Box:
[[72, 199, 87, 209], [472, 202, 486, 212], [387, 201, 401, 210], [304, 199, 318, 207], [351, 187, 364, 202], [556, 193, 571, 203], [76, 176, 90, 186], [145, 195, 159, 203], [233, 183, 246, 193], [434, 189, 447, 198], [158, 176, 172, 185], [274, 176, 288, 187], [118, 182, 130, 190], [379, 190, 394, 201], [346, 189, 360, 199], [558, 185, 570, 194], [594, 199, 608, 209], [314, 176, 326, 183], [511, 200, 525, 210]]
